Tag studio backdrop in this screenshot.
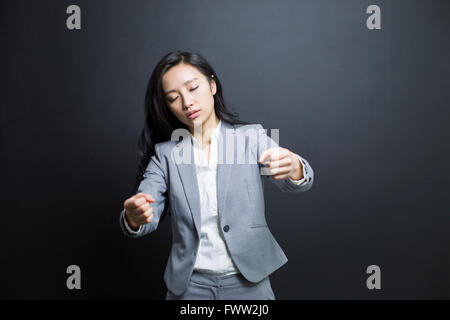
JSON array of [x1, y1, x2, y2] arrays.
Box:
[[1, 0, 449, 299]]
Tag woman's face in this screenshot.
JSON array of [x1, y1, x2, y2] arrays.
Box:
[[162, 63, 216, 129]]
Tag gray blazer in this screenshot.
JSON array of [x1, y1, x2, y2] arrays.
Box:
[[119, 121, 314, 296]]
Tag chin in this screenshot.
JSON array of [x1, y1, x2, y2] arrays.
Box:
[[192, 119, 204, 127]]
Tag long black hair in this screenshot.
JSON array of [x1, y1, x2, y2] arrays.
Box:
[[133, 51, 249, 194]]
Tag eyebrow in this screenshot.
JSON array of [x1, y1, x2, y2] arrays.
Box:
[[164, 77, 198, 96]]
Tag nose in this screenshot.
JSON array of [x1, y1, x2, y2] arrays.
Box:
[[183, 97, 194, 111]]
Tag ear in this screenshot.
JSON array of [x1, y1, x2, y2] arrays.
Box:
[[210, 77, 217, 96]]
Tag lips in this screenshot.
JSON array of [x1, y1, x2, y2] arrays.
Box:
[[187, 110, 200, 118]]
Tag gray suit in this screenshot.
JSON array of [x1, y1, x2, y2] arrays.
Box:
[[119, 121, 314, 296]]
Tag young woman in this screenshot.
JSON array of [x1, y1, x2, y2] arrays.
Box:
[[119, 51, 314, 300]]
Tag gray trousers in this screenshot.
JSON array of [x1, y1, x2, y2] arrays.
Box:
[[165, 271, 276, 300]]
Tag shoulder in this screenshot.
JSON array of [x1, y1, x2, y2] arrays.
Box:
[[154, 140, 178, 156], [232, 123, 266, 138], [233, 122, 264, 132]]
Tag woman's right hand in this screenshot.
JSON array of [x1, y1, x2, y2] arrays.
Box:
[[123, 193, 155, 231]]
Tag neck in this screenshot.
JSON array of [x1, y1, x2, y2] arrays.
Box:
[[189, 113, 219, 146]]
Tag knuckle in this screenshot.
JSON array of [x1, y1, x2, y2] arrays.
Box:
[[138, 203, 149, 213]]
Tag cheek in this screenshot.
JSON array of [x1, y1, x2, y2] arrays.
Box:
[[168, 102, 181, 112], [167, 104, 183, 118], [200, 89, 215, 107]]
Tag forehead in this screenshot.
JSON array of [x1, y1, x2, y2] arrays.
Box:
[[162, 63, 203, 89]]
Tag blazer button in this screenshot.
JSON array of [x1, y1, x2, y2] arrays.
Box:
[[223, 225, 230, 232]]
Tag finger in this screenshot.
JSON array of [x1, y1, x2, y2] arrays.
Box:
[[143, 193, 155, 203], [268, 166, 291, 176], [258, 149, 268, 164], [143, 207, 153, 219], [135, 196, 148, 208], [258, 147, 278, 163], [259, 148, 287, 164], [136, 211, 154, 224], [124, 194, 147, 209], [268, 148, 288, 162], [125, 197, 146, 210], [134, 192, 154, 202], [135, 193, 155, 203], [134, 207, 153, 222], [136, 202, 152, 214], [140, 206, 153, 217], [266, 157, 291, 169]]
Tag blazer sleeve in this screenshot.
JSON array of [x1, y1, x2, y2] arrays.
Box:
[[119, 143, 169, 238], [255, 123, 314, 193]]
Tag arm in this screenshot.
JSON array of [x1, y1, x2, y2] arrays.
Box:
[[119, 143, 168, 238]]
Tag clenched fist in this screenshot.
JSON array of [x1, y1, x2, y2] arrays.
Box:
[[258, 147, 303, 181], [124, 193, 155, 231]]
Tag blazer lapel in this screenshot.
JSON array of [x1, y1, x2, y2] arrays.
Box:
[[175, 135, 202, 239], [174, 121, 236, 239]]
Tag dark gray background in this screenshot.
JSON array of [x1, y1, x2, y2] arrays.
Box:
[[1, 0, 449, 299]]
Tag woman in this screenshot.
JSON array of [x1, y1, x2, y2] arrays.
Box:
[[119, 51, 314, 300]]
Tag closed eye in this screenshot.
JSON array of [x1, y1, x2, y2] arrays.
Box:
[[167, 86, 198, 103]]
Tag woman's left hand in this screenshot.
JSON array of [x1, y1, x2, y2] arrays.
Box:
[[258, 147, 304, 181]]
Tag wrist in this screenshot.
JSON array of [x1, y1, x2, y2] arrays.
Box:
[[289, 154, 304, 180]]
